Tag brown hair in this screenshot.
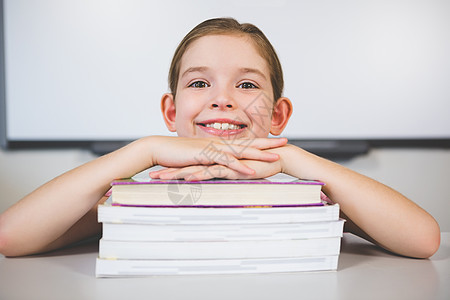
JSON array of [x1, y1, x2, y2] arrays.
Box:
[[168, 17, 284, 103]]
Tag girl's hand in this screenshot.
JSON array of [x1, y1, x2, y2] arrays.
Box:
[[149, 136, 287, 176], [150, 153, 283, 181]]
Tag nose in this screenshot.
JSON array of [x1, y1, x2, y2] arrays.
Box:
[[210, 87, 237, 110]]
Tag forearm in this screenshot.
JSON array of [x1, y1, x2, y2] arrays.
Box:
[[30, 197, 105, 256], [279, 144, 440, 258], [0, 137, 155, 256]]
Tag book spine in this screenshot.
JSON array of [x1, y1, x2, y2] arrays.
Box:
[[99, 237, 342, 260], [96, 256, 338, 277], [101, 220, 345, 242], [98, 204, 340, 225]]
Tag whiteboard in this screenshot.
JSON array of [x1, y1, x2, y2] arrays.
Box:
[[2, 0, 450, 145]]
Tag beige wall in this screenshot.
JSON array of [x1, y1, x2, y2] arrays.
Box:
[[1, 147, 449, 231]]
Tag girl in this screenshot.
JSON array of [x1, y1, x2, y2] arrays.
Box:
[[0, 18, 440, 258]]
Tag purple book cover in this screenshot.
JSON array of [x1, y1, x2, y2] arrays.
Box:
[[110, 203, 325, 208], [111, 179, 324, 186]]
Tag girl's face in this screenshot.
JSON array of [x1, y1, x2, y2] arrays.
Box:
[[162, 34, 280, 139]]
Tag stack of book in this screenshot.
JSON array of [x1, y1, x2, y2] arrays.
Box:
[[95, 170, 344, 277]]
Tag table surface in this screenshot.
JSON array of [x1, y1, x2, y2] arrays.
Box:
[[1, 233, 449, 300]]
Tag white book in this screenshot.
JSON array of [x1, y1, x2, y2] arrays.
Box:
[[98, 202, 340, 225], [95, 256, 339, 277], [101, 219, 345, 242], [99, 237, 342, 260]]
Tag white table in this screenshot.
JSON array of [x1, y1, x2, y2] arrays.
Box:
[[1, 233, 449, 300]]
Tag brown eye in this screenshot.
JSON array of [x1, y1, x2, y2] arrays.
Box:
[[238, 82, 258, 89], [189, 81, 209, 88]]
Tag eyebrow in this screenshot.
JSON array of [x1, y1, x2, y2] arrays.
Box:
[[180, 66, 209, 79], [239, 67, 267, 81]]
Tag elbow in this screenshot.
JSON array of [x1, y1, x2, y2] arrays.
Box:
[[386, 216, 441, 259], [420, 230, 441, 259], [411, 219, 441, 259], [0, 216, 8, 256], [0, 231, 31, 258], [0, 226, 13, 257], [0, 218, 27, 257], [0, 225, 16, 257]]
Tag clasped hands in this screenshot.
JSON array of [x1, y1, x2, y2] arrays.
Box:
[[149, 136, 288, 181]]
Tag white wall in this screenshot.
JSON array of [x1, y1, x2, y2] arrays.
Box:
[[1, 147, 449, 231], [4, 0, 450, 142]]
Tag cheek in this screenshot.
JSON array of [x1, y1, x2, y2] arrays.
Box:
[[174, 106, 191, 127], [244, 94, 274, 134], [174, 99, 200, 134], [177, 99, 199, 117]]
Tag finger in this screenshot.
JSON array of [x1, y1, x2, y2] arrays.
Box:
[[215, 145, 280, 162], [188, 165, 253, 181], [184, 165, 233, 181], [210, 152, 256, 175], [158, 166, 205, 180], [161, 162, 252, 180], [149, 168, 178, 178], [241, 137, 288, 149], [216, 137, 288, 150]]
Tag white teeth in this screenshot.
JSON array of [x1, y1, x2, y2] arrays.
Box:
[[205, 122, 242, 130]]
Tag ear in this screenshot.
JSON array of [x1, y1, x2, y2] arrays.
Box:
[[161, 93, 177, 132], [270, 97, 293, 136]]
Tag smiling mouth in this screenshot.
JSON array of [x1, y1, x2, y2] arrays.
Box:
[[197, 121, 247, 131]]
